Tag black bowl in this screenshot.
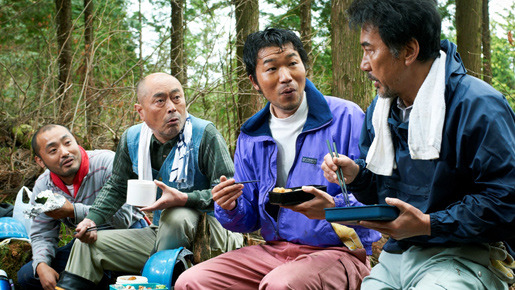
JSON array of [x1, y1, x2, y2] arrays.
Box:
[[268, 185, 327, 206]]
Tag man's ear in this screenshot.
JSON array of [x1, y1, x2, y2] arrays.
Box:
[[35, 156, 46, 169], [404, 38, 420, 66], [134, 103, 145, 121], [249, 75, 261, 92]]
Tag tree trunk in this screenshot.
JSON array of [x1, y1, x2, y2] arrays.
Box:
[[456, 0, 482, 77], [138, 0, 143, 79], [171, 0, 186, 85], [83, 0, 95, 148], [482, 0, 492, 84], [233, 0, 261, 131], [299, 0, 313, 78], [331, 0, 371, 110], [55, 0, 73, 124]]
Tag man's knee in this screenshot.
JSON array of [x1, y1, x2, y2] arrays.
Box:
[[174, 266, 206, 290], [173, 269, 190, 290], [156, 208, 199, 251], [160, 207, 199, 230], [17, 261, 38, 288], [259, 272, 304, 290]]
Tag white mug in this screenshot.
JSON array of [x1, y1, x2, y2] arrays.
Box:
[[126, 179, 157, 207]]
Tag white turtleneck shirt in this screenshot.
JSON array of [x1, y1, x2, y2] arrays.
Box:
[[269, 93, 308, 187]]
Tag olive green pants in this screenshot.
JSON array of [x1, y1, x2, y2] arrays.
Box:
[[65, 207, 243, 283]]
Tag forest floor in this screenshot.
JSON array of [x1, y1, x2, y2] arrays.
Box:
[[0, 146, 40, 205]]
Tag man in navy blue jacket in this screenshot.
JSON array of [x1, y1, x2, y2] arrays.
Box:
[[322, 0, 515, 288]]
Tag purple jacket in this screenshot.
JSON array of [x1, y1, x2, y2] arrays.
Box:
[[215, 79, 381, 254]]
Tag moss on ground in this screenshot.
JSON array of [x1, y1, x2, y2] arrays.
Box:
[[0, 239, 32, 288]]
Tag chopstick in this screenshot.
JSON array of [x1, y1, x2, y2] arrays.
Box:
[[73, 224, 112, 235], [326, 140, 351, 207], [211, 180, 259, 187]]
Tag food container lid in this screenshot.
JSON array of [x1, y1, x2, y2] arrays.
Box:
[[116, 275, 148, 284]]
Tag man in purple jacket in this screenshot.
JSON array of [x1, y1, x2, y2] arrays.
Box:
[[175, 28, 380, 289]]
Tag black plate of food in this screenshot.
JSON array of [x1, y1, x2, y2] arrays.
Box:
[[325, 205, 399, 223], [268, 185, 327, 206]]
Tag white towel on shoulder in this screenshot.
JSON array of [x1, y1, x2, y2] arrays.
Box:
[[137, 114, 193, 185], [137, 123, 154, 181], [366, 51, 447, 176]]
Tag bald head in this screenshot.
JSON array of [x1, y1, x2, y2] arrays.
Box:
[[134, 72, 188, 143], [136, 73, 182, 104]]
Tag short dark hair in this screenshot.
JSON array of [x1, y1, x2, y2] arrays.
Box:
[[31, 124, 71, 157], [243, 28, 309, 81], [347, 0, 441, 62]]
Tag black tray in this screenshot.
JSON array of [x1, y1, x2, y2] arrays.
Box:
[[269, 185, 326, 206], [325, 205, 399, 223]]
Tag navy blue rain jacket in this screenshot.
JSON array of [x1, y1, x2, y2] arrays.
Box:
[[350, 40, 515, 256]]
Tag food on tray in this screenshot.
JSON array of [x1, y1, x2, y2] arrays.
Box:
[[272, 187, 293, 193], [110, 284, 167, 290]]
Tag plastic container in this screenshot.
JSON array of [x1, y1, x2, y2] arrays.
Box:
[[269, 185, 326, 206], [109, 283, 167, 290], [325, 205, 399, 224], [116, 275, 148, 284]]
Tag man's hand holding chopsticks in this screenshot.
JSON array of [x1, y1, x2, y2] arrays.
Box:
[[74, 218, 97, 243], [212, 175, 244, 211], [321, 153, 360, 185]]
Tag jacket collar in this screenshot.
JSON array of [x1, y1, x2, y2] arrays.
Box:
[[240, 78, 333, 137], [440, 40, 466, 82]]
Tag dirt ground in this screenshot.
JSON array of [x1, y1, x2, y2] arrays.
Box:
[[0, 239, 32, 287]]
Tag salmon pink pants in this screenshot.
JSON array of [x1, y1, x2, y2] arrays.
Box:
[[175, 241, 370, 290]]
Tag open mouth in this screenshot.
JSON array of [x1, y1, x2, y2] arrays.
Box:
[[61, 157, 74, 167], [367, 73, 378, 82], [281, 87, 296, 95], [166, 117, 179, 125], [367, 74, 381, 88]]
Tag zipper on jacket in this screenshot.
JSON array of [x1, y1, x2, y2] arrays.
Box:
[[264, 143, 281, 239]]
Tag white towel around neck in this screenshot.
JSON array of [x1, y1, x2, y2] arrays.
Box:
[[137, 123, 154, 181], [137, 114, 193, 183], [365, 51, 447, 176]]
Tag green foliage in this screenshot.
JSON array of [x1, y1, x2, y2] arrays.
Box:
[[438, 0, 456, 40], [58, 222, 74, 247], [11, 124, 33, 149], [0, 0, 513, 153], [260, 0, 333, 94], [490, 4, 515, 110], [262, 0, 301, 30], [0, 0, 140, 143]]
